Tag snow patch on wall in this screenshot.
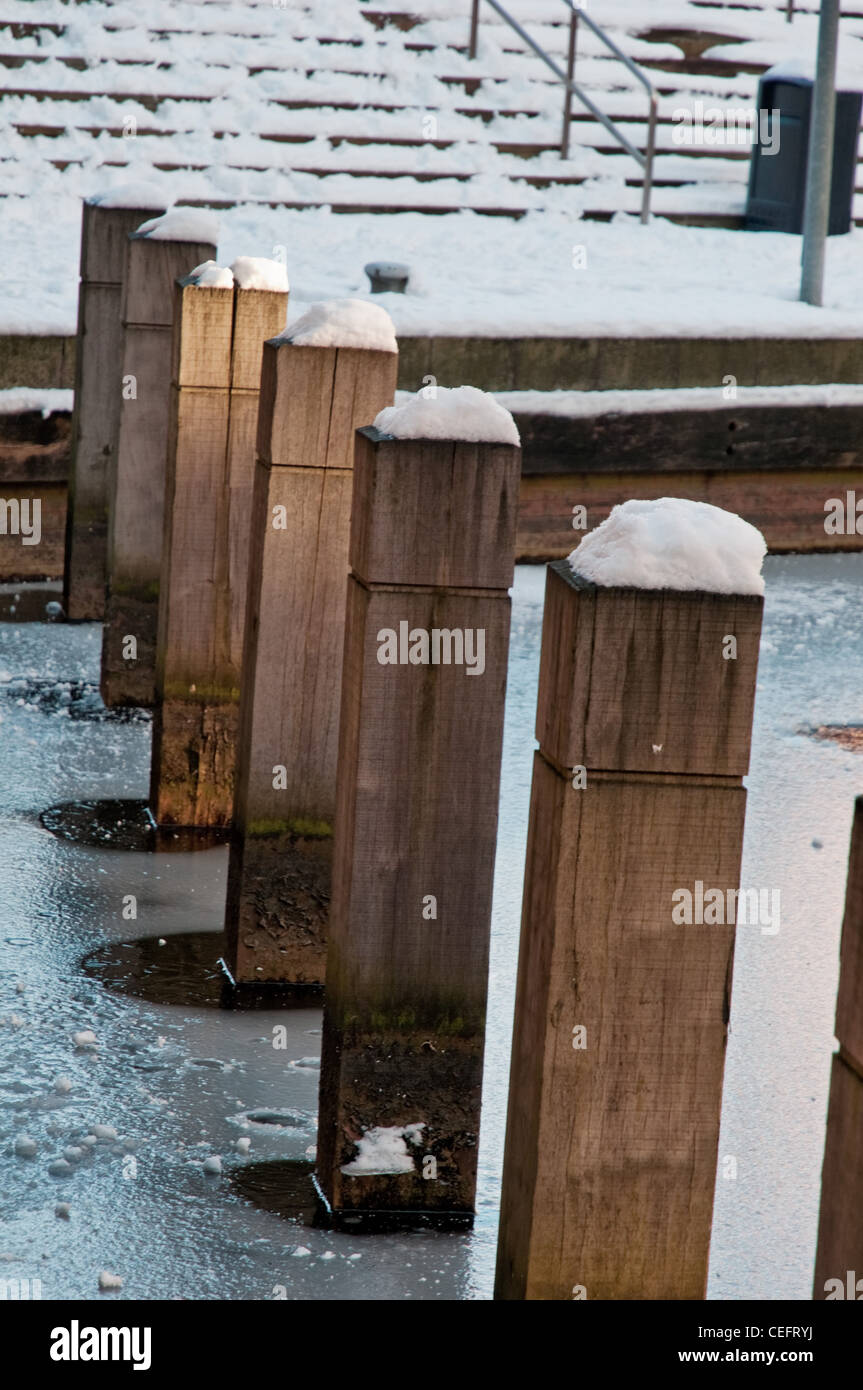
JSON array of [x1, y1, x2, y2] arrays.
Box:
[[0, 388, 73, 417], [568, 497, 766, 596], [340, 1123, 425, 1176]]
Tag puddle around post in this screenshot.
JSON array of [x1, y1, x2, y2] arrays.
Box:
[[80, 930, 323, 1010], [40, 799, 229, 852]]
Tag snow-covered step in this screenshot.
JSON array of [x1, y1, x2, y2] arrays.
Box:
[[0, 0, 860, 332]]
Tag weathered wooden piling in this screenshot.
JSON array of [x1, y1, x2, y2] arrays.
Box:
[[63, 192, 167, 621], [101, 217, 216, 707], [150, 275, 288, 826], [495, 558, 763, 1299], [223, 335, 398, 985], [814, 796, 863, 1298], [315, 419, 521, 1224]]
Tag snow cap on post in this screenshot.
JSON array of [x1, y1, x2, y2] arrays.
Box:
[[184, 260, 234, 288], [282, 297, 396, 352], [87, 181, 168, 210], [230, 256, 289, 292], [134, 207, 221, 244], [568, 498, 766, 596], [374, 384, 519, 445], [351, 386, 521, 591]]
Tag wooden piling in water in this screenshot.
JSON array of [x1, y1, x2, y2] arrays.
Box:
[[101, 225, 216, 707], [223, 339, 398, 985], [814, 796, 863, 1299], [63, 195, 168, 621], [315, 424, 521, 1224], [63, 194, 167, 619], [150, 277, 288, 826], [495, 562, 763, 1299]]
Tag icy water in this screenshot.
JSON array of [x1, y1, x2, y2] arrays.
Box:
[[1, 556, 861, 1301]]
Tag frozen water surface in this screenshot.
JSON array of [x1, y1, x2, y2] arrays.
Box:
[[1, 556, 861, 1300]]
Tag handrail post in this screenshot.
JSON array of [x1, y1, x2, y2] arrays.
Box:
[[561, 7, 578, 159], [469, 0, 480, 59], [466, 0, 657, 226], [787, 0, 794, 23], [640, 93, 658, 223]]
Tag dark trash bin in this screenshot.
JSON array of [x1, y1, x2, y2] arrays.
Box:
[[745, 70, 862, 234]]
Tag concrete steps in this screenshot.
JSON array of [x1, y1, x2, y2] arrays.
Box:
[[0, 0, 860, 226]]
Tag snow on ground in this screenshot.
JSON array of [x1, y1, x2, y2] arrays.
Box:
[[0, 0, 862, 346], [4, 202, 863, 344], [484, 384, 863, 416]]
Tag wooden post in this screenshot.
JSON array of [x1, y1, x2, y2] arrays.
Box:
[[63, 195, 168, 620], [101, 225, 216, 707], [224, 340, 398, 985], [814, 797, 863, 1298], [315, 425, 521, 1224], [495, 562, 763, 1299], [150, 278, 288, 826]]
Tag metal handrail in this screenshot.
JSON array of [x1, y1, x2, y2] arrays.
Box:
[[468, 0, 658, 223]]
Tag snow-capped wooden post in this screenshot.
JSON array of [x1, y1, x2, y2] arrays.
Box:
[[223, 301, 399, 985], [495, 499, 765, 1300], [64, 189, 168, 621], [315, 387, 521, 1225], [101, 209, 218, 708], [814, 797, 863, 1298], [150, 259, 288, 827]]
